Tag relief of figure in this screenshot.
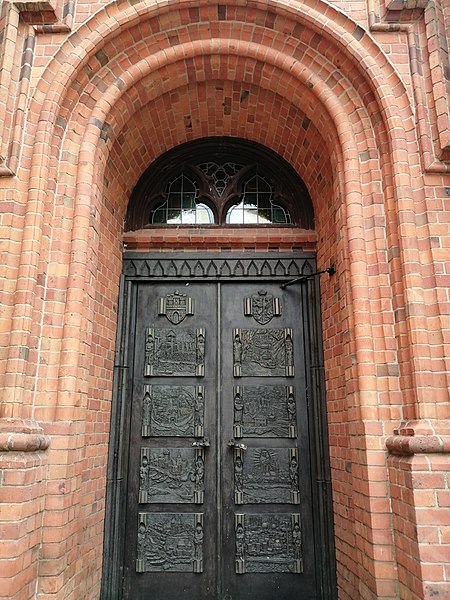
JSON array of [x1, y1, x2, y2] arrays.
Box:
[[287, 392, 296, 425], [292, 522, 301, 560], [193, 454, 204, 492], [146, 332, 154, 366], [289, 454, 299, 493], [140, 455, 149, 492], [194, 523, 204, 560], [197, 332, 205, 365], [236, 523, 245, 560], [143, 390, 152, 427], [234, 454, 244, 493], [234, 391, 244, 426], [285, 333, 293, 367], [234, 333, 243, 365], [194, 389, 204, 428], [137, 521, 147, 559]]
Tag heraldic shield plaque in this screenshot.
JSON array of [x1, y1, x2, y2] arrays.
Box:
[[244, 289, 281, 325], [158, 291, 194, 325]]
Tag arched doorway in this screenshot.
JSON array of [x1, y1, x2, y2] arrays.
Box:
[[102, 139, 336, 600]]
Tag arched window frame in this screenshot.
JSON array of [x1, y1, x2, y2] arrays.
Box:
[[125, 138, 314, 231]]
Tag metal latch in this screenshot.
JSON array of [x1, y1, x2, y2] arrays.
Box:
[[192, 438, 210, 448], [228, 440, 247, 450]]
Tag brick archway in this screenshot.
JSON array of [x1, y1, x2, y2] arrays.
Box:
[[1, 1, 447, 599]]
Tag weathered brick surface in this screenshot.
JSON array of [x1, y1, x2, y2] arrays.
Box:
[[0, 0, 449, 598]]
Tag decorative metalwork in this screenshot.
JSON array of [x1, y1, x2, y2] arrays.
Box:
[[141, 385, 204, 437], [139, 448, 205, 504], [233, 328, 294, 377], [233, 385, 297, 438], [233, 447, 300, 504], [136, 513, 204, 573], [234, 513, 303, 574], [144, 328, 205, 376], [123, 256, 316, 280], [158, 291, 194, 325], [244, 289, 281, 325]]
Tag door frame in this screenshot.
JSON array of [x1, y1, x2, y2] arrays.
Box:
[[100, 252, 337, 600]]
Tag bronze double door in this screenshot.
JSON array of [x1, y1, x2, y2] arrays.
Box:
[[122, 277, 319, 599]]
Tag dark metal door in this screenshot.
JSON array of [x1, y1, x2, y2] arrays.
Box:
[[120, 259, 329, 600]]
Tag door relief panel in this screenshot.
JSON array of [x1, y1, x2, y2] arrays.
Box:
[[139, 448, 205, 503], [142, 385, 204, 437], [234, 514, 303, 574], [136, 513, 204, 573], [145, 327, 205, 376], [233, 328, 294, 377], [233, 447, 300, 504], [233, 385, 297, 438]]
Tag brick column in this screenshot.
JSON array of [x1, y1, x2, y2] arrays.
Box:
[[0, 420, 50, 600], [387, 421, 450, 600]]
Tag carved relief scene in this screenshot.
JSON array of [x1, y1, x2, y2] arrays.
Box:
[[235, 514, 302, 574], [136, 513, 204, 573], [233, 385, 297, 438], [234, 448, 300, 504], [233, 328, 294, 377], [145, 328, 205, 376], [139, 448, 205, 503], [142, 385, 204, 437]]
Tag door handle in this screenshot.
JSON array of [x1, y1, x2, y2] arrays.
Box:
[[192, 438, 210, 448], [227, 440, 247, 450]]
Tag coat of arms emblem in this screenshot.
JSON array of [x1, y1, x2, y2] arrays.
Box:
[[244, 290, 281, 324], [158, 291, 194, 325]]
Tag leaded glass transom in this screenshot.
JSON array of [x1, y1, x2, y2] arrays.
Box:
[[125, 138, 314, 230], [151, 174, 214, 225], [226, 174, 291, 224]]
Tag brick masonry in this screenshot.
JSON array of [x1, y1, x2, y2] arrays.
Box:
[[0, 0, 449, 598]]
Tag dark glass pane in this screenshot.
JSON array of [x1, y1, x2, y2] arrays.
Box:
[[256, 177, 271, 194], [182, 194, 196, 209], [169, 176, 183, 193], [272, 207, 289, 223], [246, 178, 258, 193], [257, 193, 271, 209], [152, 207, 166, 224]]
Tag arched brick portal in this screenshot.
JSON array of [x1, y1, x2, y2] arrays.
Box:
[[0, 1, 448, 599]]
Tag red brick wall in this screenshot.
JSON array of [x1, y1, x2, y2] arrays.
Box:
[[0, 0, 449, 599]]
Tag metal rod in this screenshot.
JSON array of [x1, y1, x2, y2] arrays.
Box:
[[280, 264, 336, 289]]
